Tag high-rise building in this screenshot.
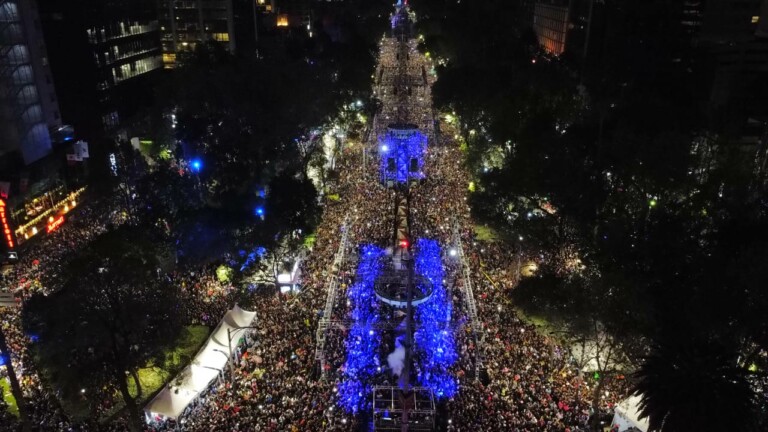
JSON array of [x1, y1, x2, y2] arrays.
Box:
[[38, 0, 163, 136], [0, 0, 62, 165], [159, 0, 236, 68], [758, 0, 768, 37], [699, 0, 765, 43], [693, 1, 768, 120], [681, 1, 705, 36], [533, 0, 570, 56], [86, 16, 163, 130]]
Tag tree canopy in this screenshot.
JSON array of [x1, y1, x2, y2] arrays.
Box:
[[23, 226, 184, 430], [414, 0, 768, 428]]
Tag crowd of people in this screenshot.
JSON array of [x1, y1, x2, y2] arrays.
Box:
[[0, 17, 631, 432], [0, 194, 134, 430]]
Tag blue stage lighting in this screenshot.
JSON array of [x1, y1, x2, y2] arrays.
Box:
[[379, 128, 427, 184], [413, 238, 458, 398], [338, 244, 385, 413]]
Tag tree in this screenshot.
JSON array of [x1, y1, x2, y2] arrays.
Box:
[[267, 170, 321, 236], [513, 266, 641, 423], [0, 329, 31, 432], [633, 339, 760, 432], [23, 226, 185, 430], [134, 160, 202, 229]]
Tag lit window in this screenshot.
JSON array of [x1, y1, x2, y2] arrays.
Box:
[[277, 14, 289, 27], [212, 32, 229, 42], [752, 16, 760, 24]]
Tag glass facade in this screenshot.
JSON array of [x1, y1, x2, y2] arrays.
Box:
[[85, 17, 162, 130], [0, 0, 60, 165]]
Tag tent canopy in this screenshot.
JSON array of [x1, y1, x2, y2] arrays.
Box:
[[612, 395, 649, 432], [144, 305, 256, 421]]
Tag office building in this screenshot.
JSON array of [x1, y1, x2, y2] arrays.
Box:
[[681, 1, 705, 36], [698, 0, 765, 43], [159, 0, 236, 68], [0, 0, 62, 166], [38, 0, 163, 136], [533, 0, 570, 56], [86, 16, 163, 130]]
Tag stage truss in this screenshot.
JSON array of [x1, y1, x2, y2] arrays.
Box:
[[373, 386, 435, 432], [315, 217, 351, 376], [452, 220, 484, 379]]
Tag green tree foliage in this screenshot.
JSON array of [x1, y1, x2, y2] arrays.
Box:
[[415, 0, 768, 426], [267, 170, 321, 235], [23, 226, 185, 430], [634, 339, 760, 432], [134, 160, 202, 229]]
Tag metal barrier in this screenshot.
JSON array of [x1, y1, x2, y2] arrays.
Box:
[[315, 217, 351, 376], [452, 220, 484, 379]]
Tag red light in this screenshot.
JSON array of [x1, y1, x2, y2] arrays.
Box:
[[0, 199, 13, 248], [47, 215, 65, 233], [399, 239, 409, 248]]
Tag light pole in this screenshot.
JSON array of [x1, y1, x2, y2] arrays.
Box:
[[251, 0, 259, 54], [226, 326, 258, 378], [201, 365, 224, 384], [516, 235, 523, 282]]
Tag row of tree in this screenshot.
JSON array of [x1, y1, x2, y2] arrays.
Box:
[[413, 0, 767, 430]]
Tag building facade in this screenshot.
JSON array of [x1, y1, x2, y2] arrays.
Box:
[[533, 0, 570, 56], [159, 0, 236, 68], [699, 0, 765, 43], [0, 0, 61, 165], [86, 19, 163, 129], [38, 0, 163, 137]]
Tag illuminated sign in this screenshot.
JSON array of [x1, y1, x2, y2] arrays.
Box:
[[46, 215, 65, 233], [0, 199, 13, 248]]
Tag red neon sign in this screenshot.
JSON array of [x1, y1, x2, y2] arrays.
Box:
[[0, 199, 14, 249], [47, 215, 65, 233]]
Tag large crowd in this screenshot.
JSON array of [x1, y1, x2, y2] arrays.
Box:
[[0, 16, 629, 432]]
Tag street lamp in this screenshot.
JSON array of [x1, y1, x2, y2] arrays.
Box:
[[225, 326, 258, 378], [200, 365, 224, 383]]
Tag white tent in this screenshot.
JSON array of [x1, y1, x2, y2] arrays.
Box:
[[611, 395, 649, 432], [144, 305, 256, 422]]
